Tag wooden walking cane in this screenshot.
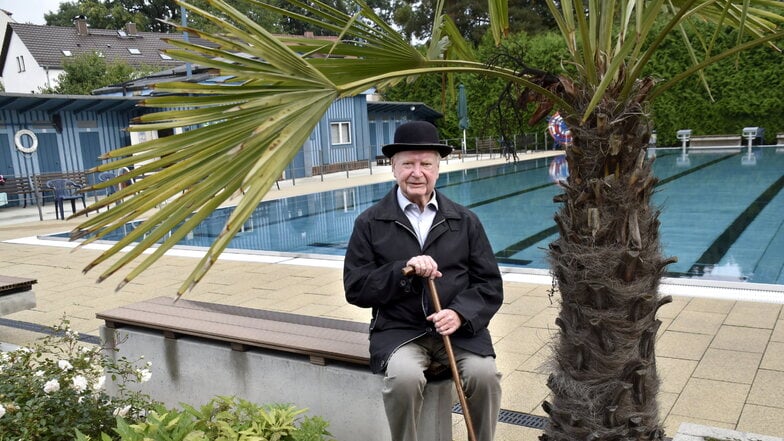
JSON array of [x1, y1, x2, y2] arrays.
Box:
[[402, 266, 478, 441]]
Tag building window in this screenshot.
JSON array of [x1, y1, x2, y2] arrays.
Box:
[[16, 56, 25, 72], [159, 52, 173, 60], [330, 122, 351, 145], [128, 48, 141, 55], [62, 50, 73, 57]]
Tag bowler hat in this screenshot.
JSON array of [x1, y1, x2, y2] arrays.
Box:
[[382, 121, 453, 158]]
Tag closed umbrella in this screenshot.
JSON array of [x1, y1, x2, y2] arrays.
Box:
[[457, 84, 469, 156]]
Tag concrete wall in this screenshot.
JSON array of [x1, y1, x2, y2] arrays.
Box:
[[101, 326, 455, 441]]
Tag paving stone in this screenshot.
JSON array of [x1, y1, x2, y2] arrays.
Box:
[[670, 377, 750, 424], [493, 326, 554, 356], [738, 404, 784, 438], [748, 369, 784, 408], [658, 296, 689, 320], [712, 325, 772, 353], [692, 348, 762, 384], [725, 303, 781, 329], [668, 310, 727, 335], [760, 341, 784, 372], [685, 298, 736, 314], [656, 331, 713, 360], [771, 320, 784, 343], [657, 391, 680, 419], [657, 356, 698, 393], [499, 369, 551, 414], [518, 346, 553, 374]]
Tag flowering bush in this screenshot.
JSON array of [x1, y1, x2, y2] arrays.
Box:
[[0, 318, 158, 440]]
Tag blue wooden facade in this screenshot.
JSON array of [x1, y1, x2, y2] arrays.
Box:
[[0, 92, 442, 184], [0, 94, 141, 184]]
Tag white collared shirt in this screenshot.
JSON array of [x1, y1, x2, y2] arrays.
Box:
[[397, 187, 439, 249]]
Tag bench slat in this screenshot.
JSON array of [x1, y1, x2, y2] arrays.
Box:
[[97, 297, 370, 366], [0, 275, 37, 296]]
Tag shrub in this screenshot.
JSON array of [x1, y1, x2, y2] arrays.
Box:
[[76, 396, 335, 441], [0, 318, 158, 440]]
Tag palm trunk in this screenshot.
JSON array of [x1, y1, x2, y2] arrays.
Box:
[[541, 92, 676, 441]]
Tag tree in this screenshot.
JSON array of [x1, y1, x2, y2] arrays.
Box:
[[39, 52, 152, 95], [45, 0, 148, 31], [378, 0, 557, 45], [74, 2, 784, 440]]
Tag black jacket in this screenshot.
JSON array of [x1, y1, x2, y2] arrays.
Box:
[[344, 186, 504, 373]]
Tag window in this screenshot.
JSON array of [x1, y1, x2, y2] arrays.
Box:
[[159, 52, 173, 60], [330, 122, 351, 145], [16, 56, 25, 72], [62, 50, 73, 57], [128, 48, 141, 55]]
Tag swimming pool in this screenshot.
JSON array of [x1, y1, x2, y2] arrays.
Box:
[[62, 148, 784, 285]]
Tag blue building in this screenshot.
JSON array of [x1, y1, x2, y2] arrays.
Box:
[[0, 90, 441, 207]]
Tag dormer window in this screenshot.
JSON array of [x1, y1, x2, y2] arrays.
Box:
[[128, 48, 141, 55], [62, 50, 73, 56], [159, 52, 173, 60]]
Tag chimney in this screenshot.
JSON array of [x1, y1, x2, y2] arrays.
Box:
[[125, 22, 137, 36], [73, 15, 88, 36]]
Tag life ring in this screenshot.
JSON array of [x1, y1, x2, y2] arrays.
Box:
[[14, 129, 38, 154]]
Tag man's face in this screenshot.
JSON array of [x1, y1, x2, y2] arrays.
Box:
[[391, 150, 440, 207]]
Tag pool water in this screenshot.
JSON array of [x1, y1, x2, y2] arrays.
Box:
[[77, 148, 784, 285]]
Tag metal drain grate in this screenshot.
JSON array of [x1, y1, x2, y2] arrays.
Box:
[[452, 404, 547, 429]]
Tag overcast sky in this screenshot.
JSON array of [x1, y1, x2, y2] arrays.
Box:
[[0, 0, 65, 25]]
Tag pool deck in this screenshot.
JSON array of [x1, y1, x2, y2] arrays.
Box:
[[1, 152, 783, 441]]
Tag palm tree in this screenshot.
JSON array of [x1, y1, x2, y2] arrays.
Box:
[[74, 1, 784, 439]]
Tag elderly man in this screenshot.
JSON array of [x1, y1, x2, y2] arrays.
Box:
[[344, 121, 503, 441]]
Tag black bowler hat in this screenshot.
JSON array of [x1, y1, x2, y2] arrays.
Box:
[[381, 121, 453, 158]]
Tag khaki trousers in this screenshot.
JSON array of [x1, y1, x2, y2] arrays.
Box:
[[382, 335, 502, 441]]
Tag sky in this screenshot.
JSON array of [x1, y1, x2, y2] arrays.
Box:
[[0, 0, 65, 25]]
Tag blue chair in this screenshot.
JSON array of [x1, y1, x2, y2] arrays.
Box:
[[45, 178, 86, 220]]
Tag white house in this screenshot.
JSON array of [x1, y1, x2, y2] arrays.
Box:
[[0, 17, 205, 93]]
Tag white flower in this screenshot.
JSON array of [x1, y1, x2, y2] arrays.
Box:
[[138, 368, 152, 383], [113, 404, 132, 417], [0, 403, 5, 418], [43, 379, 60, 394], [34, 370, 45, 377], [58, 360, 73, 371], [93, 375, 106, 391], [72, 375, 88, 393]]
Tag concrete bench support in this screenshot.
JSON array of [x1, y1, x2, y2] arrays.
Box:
[[0, 275, 36, 316], [97, 297, 456, 441]]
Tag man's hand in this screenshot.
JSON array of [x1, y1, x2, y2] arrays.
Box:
[[428, 309, 462, 336], [405, 255, 442, 280]]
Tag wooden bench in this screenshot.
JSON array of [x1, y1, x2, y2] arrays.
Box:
[[97, 297, 455, 441], [0, 176, 36, 207], [311, 160, 368, 175], [689, 134, 742, 150], [98, 297, 370, 366], [0, 275, 37, 316]]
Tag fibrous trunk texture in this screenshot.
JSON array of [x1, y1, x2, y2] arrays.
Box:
[[541, 101, 676, 441]]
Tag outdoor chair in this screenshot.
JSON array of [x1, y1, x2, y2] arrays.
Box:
[[45, 178, 87, 220]]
